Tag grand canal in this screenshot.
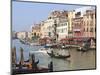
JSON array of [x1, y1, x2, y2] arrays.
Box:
[[12, 39, 96, 71]]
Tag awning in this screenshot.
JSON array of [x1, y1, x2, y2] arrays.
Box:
[[60, 38, 73, 41]]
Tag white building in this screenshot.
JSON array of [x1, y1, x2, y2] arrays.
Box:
[[40, 10, 69, 41], [40, 20, 52, 38], [44, 19, 55, 38], [27, 32, 32, 39], [17, 31, 27, 39], [57, 18, 69, 40]]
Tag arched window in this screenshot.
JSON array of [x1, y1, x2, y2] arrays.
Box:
[[87, 28, 88, 32]]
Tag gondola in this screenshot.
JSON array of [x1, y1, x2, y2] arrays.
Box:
[[47, 51, 70, 59], [77, 42, 90, 52], [24, 59, 39, 64]]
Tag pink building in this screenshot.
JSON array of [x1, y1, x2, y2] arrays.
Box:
[[72, 12, 84, 38], [83, 9, 96, 38], [72, 8, 96, 39]]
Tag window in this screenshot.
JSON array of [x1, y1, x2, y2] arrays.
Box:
[[57, 24, 59, 27], [62, 29, 63, 33], [57, 29, 59, 33], [87, 15, 89, 18], [34, 33, 36, 36], [84, 28, 85, 32], [65, 28, 67, 32], [87, 28, 88, 32], [91, 14, 93, 19], [90, 28, 93, 32], [32, 33, 34, 35], [48, 32, 51, 37], [87, 21, 89, 26], [90, 21, 93, 26], [84, 22, 85, 26], [66, 23, 67, 26]]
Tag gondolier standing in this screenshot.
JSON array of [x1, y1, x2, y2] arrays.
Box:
[[48, 61, 53, 72]]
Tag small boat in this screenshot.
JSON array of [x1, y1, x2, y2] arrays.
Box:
[[30, 43, 40, 46], [77, 42, 90, 52], [38, 48, 53, 54], [47, 49, 70, 59], [39, 48, 46, 51], [77, 47, 88, 52], [12, 65, 49, 74], [47, 52, 70, 58], [24, 59, 39, 64], [61, 45, 71, 49], [44, 44, 53, 48]]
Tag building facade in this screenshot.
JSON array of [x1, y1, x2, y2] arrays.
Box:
[[72, 17, 84, 38], [67, 10, 75, 37], [31, 24, 41, 38], [27, 32, 32, 39], [56, 18, 69, 40], [16, 31, 28, 39], [31, 7, 96, 43], [83, 9, 96, 38], [47, 10, 69, 41], [40, 19, 55, 38], [72, 6, 96, 39]]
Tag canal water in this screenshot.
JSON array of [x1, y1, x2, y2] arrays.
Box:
[[12, 39, 96, 71]]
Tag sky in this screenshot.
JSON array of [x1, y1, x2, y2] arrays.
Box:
[[12, 1, 94, 32]]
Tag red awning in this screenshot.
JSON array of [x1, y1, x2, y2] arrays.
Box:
[[60, 38, 73, 41], [60, 37, 84, 41], [73, 37, 83, 41]]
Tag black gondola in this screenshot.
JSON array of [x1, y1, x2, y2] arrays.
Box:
[[47, 51, 70, 59]]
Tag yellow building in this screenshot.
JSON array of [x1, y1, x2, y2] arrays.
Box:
[[40, 21, 47, 38], [31, 24, 41, 38], [83, 9, 96, 38], [52, 10, 76, 38], [67, 10, 75, 37]]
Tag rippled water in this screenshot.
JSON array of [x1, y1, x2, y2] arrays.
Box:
[[12, 39, 96, 71]]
